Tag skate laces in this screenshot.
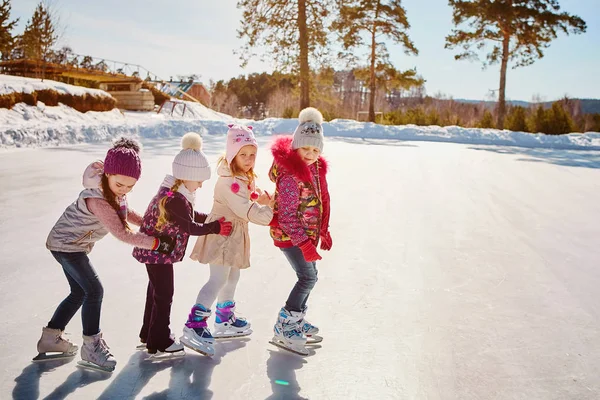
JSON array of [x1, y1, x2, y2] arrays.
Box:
[[94, 338, 112, 357], [192, 326, 213, 339]]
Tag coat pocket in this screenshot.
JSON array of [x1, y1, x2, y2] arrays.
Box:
[[71, 230, 94, 244]]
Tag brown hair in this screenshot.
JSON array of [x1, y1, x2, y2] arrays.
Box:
[[155, 180, 184, 231], [101, 174, 131, 231]]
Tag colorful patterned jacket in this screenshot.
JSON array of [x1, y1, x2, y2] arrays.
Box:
[[132, 185, 216, 265], [269, 135, 330, 248]]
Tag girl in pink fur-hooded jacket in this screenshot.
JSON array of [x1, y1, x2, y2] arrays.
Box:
[[269, 107, 333, 354]]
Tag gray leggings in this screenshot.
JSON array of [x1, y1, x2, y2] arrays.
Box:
[[195, 264, 241, 308]]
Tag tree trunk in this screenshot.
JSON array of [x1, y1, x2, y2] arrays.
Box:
[[298, 0, 310, 109], [368, 2, 381, 123], [497, 33, 510, 129]]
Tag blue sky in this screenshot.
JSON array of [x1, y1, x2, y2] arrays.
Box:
[[11, 0, 599, 101]]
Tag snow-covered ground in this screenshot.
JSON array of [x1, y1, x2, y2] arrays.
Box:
[[1, 135, 599, 399]]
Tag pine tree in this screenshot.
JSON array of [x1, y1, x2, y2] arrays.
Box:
[[237, 0, 333, 109], [333, 0, 419, 122], [0, 0, 18, 61], [478, 110, 494, 128], [546, 101, 575, 134], [21, 2, 58, 78], [445, 0, 586, 129], [505, 105, 528, 132]]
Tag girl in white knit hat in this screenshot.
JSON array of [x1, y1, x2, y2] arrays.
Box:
[[180, 124, 273, 357], [132, 132, 233, 359], [268, 107, 332, 356]]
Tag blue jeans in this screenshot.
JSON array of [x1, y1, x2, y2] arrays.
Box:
[[48, 251, 104, 336], [282, 246, 318, 312]]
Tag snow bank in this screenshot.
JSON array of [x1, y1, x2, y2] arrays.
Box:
[[1, 74, 599, 150], [0, 74, 110, 98]]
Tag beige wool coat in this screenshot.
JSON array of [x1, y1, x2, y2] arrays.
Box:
[[189, 163, 273, 269]]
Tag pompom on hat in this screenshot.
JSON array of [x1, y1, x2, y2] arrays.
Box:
[[172, 132, 211, 181]]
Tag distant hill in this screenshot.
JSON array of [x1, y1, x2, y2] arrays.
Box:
[[454, 98, 600, 114]]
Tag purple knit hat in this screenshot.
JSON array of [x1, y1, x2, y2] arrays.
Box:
[[103, 137, 142, 180]]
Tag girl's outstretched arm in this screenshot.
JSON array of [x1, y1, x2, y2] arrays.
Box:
[[167, 196, 224, 236], [86, 198, 156, 249], [219, 178, 273, 225], [127, 208, 144, 226], [194, 211, 208, 223]]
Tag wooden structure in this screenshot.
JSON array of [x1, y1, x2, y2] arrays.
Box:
[[98, 81, 154, 111], [0, 59, 154, 111]]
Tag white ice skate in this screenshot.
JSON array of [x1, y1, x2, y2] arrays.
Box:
[[213, 301, 253, 339], [32, 327, 78, 362], [180, 326, 215, 357], [147, 341, 185, 361], [269, 308, 309, 356], [77, 332, 116, 372], [135, 340, 147, 351], [180, 304, 215, 357], [299, 310, 323, 345]]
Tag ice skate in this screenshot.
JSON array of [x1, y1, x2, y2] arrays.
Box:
[[147, 340, 185, 361], [299, 308, 323, 345], [213, 300, 253, 339], [269, 307, 309, 356], [32, 327, 78, 362], [77, 332, 116, 372], [135, 339, 147, 351], [179, 304, 215, 357]]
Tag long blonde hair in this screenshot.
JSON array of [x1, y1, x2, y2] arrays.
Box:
[[155, 179, 183, 230], [217, 155, 256, 188]]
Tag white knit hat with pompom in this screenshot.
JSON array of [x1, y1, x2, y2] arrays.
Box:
[[172, 132, 211, 181], [292, 107, 325, 152]]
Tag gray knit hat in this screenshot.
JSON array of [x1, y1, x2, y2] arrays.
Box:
[[172, 132, 211, 181], [292, 107, 325, 152]]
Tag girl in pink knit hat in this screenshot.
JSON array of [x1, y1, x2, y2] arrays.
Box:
[[38, 137, 175, 372], [180, 124, 273, 357]]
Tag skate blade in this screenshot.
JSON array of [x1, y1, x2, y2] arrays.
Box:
[[76, 360, 115, 373], [306, 335, 323, 344], [269, 340, 309, 356], [213, 328, 253, 339], [180, 336, 215, 357], [32, 352, 77, 362], [147, 351, 185, 361]]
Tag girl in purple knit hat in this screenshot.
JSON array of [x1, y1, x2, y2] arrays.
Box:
[[36, 137, 175, 372]]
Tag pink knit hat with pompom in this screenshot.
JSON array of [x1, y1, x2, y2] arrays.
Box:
[[225, 124, 257, 165]]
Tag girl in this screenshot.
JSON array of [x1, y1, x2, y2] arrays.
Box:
[[181, 124, 273, 357], [268, 107, 332, 356], [132, 133, 233, 359], [38, 138, 174, 372]]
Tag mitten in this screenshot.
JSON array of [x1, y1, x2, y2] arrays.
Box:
[[320, 231, 332, 251], [298, 240, 322, 262], [207, 217, 233, 236], [154, 236, 175, 254]]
